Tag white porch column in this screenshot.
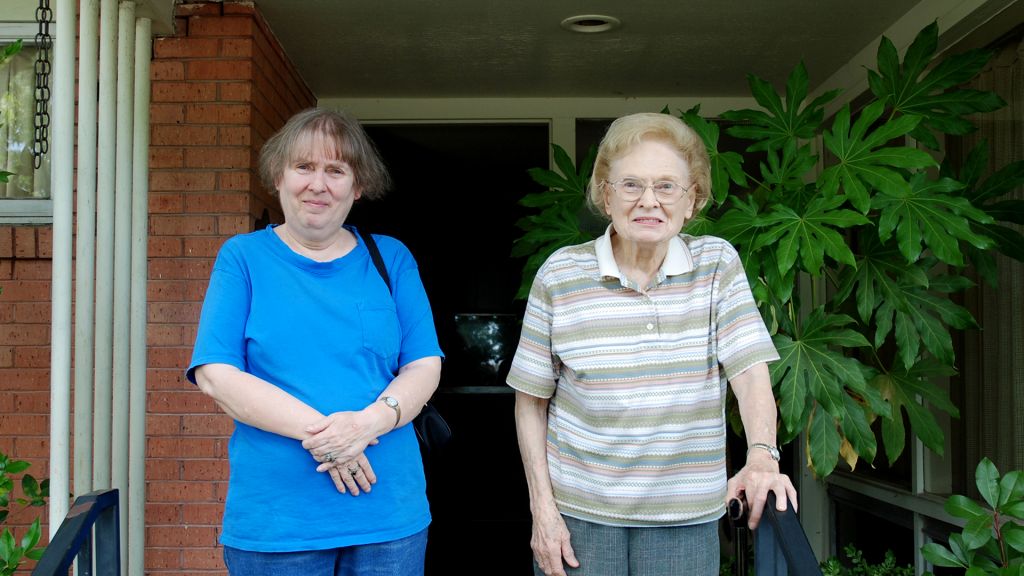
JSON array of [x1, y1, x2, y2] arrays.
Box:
[[47, 0, 76, 537], [128, 15, 151, 576]]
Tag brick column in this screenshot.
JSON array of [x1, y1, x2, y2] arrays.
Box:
[[146, 2, 314, 573]]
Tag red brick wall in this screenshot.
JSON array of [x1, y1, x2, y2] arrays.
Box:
[[0, 1, 314, 574], [147, 2, 314, 573], [0, 225, 53, 570]]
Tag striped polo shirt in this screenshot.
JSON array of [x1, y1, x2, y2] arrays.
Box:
[[507, 227, 779, 527]]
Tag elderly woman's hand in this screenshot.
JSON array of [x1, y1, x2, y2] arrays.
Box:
[[531, 503, 580, 576], [302, 410, 381, 471], [726, 454, 797, 530]]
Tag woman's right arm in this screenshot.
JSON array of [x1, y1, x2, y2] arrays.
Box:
[[195, 363, 379, 494], [515, 391, 579, 576], [194, 362, 326, 440]]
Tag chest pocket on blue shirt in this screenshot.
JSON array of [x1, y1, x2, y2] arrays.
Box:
[[358, 302, 401, 361]]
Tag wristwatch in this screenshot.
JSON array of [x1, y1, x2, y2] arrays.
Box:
[[381, 396, 401, 429], [749, 442, 781, 462]]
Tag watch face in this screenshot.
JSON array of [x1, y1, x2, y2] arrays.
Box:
[[384, 397, 398, 408]]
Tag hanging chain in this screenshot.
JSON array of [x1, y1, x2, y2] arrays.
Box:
[[33, 0, 53, 169]]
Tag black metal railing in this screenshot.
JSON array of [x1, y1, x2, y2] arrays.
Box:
[[32, 489, 119, 576], [730, 492, 822, 576]]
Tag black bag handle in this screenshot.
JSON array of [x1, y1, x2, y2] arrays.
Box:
[[358, 229, 452, 453], [361, 230, 392, 294]]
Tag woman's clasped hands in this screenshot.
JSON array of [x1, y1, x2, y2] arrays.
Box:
[[302, 410, 381, 496]]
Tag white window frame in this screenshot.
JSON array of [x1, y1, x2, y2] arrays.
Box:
[[0, 22, 52, 224]]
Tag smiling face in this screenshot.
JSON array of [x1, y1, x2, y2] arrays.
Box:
[[276, 131, 362, 241], [603, 138, 696, 250]]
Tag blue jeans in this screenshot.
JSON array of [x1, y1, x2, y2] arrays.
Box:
[[535, 515, 719, 576], [223, 528, 428, 576]]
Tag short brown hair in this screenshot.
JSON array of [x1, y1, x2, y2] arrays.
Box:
[[587, 112, 710, 224], [258, 108, 391, 199]]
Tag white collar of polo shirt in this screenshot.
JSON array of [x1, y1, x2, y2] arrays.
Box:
[[595, 224, 695, 281]]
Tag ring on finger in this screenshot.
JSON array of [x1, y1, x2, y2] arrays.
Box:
[[324, 452, 335, 463], [347, 464, 359, 476]]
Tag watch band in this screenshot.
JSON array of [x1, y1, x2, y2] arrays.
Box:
[[749, 442, 781, 461], [381, 396, 401, 429]]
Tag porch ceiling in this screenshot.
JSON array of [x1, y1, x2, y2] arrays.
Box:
[[252, 0, 928, 99]]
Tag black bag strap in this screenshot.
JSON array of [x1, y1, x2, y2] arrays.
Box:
[[361, 230, 392, 295]]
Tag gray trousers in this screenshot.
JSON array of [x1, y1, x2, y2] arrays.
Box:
[[534, 515, 720, 576]]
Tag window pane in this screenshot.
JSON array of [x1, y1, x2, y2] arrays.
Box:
[[0, 43, 50, 199]]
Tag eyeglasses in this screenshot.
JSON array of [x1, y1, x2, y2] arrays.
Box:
[[603, 178, 692, 203]]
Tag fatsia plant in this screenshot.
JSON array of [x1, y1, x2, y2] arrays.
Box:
[[513, 22, 1023, 478]]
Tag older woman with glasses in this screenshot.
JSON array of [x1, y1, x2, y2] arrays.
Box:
[[508, 112, 796, 576], [188, 108, 443, 576]]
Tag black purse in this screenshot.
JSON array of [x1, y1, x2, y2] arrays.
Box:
[[361, 231, 452, 453]]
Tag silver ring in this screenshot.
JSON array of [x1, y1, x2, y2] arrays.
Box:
[[324, 452, 335, 463], [347, 465, 359, 475]]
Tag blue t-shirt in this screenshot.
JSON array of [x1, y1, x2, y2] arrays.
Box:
[[187, 225, 443, 552]]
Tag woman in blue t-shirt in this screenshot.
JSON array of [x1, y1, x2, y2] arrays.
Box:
[[187, 108, 443, 575]]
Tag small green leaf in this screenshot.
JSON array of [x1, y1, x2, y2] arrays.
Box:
[[1003, 522, 1024, 554], [975, 457, 1001, 509], [921, 542, 965, 568], [946, 494, 988, 520], [19, 519, 40, 553], [3, 462, 29, 475], [961, 515, 994, 550], [0, 529, 15, 563], [999, 470, 1024, 506], [1004, 500, 1024, 520]]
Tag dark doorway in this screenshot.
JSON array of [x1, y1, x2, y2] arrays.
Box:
[[352, 123, 549, 574]]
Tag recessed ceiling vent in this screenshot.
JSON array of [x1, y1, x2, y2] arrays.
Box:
[[560, 14, 621, 34]]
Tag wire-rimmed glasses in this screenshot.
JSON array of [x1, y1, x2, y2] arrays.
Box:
[[603, 178, 692, 204]]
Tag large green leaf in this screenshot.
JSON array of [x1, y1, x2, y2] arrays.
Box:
[[819, 101, 936, 213], [867, 22, 1004, 150], [871, 359, 959, 463], [943, 143, 1024, 273], [759, 140, 817, 197], [722, 61, 839, 153], [834, 234, 928, 327], [874, 172, 993, 266], [769, 309, 876, 475], [711, 195, 766, 250], [755, 194, 869, 276], [844, 243, 975, 366], [896, 280, 977, 366], [514, 144, 600, 298], [678, 106, 747, 205]]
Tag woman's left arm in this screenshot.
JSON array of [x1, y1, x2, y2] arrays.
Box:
[[301, 355, 442, 469], [727, 361, 798, 529]]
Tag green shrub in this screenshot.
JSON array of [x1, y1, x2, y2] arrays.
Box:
[[821, 544, 914, 576], [0, 451, 49, 576], [922, 458, 1024, 574]]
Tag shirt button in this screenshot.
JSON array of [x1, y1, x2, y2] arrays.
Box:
[[646, 323, 654, 330]]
